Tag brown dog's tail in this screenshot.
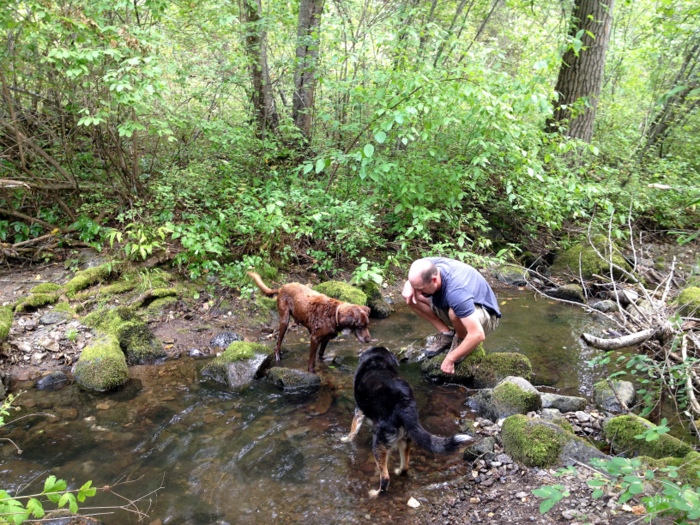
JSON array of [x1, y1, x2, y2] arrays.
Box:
[[247, 271, 280, 296]]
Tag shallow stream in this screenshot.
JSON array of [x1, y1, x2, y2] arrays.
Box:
[[1, 289, 615, 524]]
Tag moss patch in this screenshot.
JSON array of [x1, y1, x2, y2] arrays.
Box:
[[313, 281, 367, 306], [29, 282, 61, 294], [491, 381, 542, 415], [421, 345, 486, 384], [639, 451, 700, 487], [201, 342, 270, 383], [501, 415, 570, 468], [473, 352, 533, 388], [551, 235, 632, 281], [676, 286, 700, 317], [64, 262, 120, 297], [14, 292, 60, 312], [0, 305, 13, 341], [603, 415, 694, 459], [52, 302, 76, 315], [72, 334, 129, 392]]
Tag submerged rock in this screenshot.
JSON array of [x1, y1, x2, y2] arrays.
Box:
[[266, 367, 321, 396], [36, 371, 69, 391]]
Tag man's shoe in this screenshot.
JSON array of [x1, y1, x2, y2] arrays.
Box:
[[424, 332, 454, 358]]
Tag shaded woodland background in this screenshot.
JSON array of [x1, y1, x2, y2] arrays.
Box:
[[1, 0, 699, 281]]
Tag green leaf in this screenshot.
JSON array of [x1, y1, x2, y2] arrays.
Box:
[[374, 131, 386, 144], [303, 163, 313, 175], [363, 144, 374, 158], [26, 498, 45, 518], [315, 158, 325, 174]]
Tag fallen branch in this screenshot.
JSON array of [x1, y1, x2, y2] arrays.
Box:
[[581, 328, 657, 350]]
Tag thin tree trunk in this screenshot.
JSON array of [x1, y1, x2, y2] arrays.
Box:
[[293, 0, 325, 142], [547, 0, 615, 143], [242, 0, 279, 138]]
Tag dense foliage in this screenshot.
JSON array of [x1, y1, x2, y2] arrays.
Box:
[[1, 0, 699, 280]]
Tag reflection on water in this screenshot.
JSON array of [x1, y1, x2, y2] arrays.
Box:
[[1, 289, 611, 524]]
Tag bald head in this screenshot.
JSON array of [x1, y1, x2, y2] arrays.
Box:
[[408, 259, 437, 287]]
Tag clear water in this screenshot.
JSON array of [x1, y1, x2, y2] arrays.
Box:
[[1, 289, 612, 524]]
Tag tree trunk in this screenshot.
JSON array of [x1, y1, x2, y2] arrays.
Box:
[[547, 0, 615, 143], [242, 0, 279, 138], [293, 0, 325, 142]]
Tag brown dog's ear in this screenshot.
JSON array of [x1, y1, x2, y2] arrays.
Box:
[[362, 306, 371, 316]]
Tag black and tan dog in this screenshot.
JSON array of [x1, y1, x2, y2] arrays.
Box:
[[248, 271, 371, 373], [342, 346, 471, 497]]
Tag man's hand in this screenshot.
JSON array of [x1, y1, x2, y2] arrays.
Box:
[[441, 355, 456, 374], [402, 281, 417, 305]]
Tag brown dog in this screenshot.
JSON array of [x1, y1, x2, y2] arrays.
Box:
[[247, 272, 372, 373]]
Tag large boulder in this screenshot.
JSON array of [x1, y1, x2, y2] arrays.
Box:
[[502, 414, 607, 468], [201, 342, 272, 390], [313, 281, 367, 306], [602, 415, 695, 459], [676, 286, 700, 317], [421, 347, 532, 388], [593, 379, 636, 413], [360, 281, 391, 318], [83, 307, 165, 365], [550, 236, 633, 281], [469, 377, 542, 421], [72, 335, 129, 392], [0, 305, 12, 342]]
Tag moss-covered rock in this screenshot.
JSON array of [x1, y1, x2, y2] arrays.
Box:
[[0, 305, 13, 341], [676, 286, 700, 317], [313, 281, 367, 306], [29, 282, 61, 294], [551, 236, 633, 281], [470, 377, 542, 421], [602, 415, 695, 459], [72, 335, 129, 392], [360, 281, 391, 318], [201, 342, 272, 389], [421, 345, 486, 384], [82, 306, 165, 365], [473, 352, 533, 388], [14, 292, 60, 312], [501, 414, 570, 468], [64, 262, 120, 297], [143, 296, 179, 315]]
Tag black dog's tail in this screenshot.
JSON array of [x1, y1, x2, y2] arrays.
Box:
[[402, 409, 472, 454]]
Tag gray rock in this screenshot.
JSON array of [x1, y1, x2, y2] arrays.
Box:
[[224, 354, 270, 390], [463, 436, 496, 461], [492, 265, 528, 287], [544, 284, 585, 303], [266, 367, 321, 397], [36, 371, 69, 391], [593, 380, 636, 413], [469, 377, 542, 421], [39, 311, 72, 325], [588, 300, 619, 313], [559, 438, 608, 466], [210, 331, 242, 348], [540, 392, 587, 413]]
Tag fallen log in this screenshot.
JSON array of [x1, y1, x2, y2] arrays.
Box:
[[581, 328, 657, 350]]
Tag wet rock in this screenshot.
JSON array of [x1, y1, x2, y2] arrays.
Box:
[[588, 299, 619, 313], [266, 367, 321, 397], [421, 347, 533, 387], [540, 392, 587, 413], [201, 342, 272, 390], [593, 379, 635, 413], [36, 371, 69, 391], [188, 348, 207, 358], [491, 264, 528, 287], [39, 311, 72, 325], [209, 331, 242, 348], [360, 281, 391, 318], [72, 335, 129, 392], [463, 436, 496, 461], [543, 284, 585, 303]]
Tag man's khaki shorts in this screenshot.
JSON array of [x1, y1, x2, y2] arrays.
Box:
[[431, 303, 499, 335]]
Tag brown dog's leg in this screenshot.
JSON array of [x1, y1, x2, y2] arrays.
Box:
[[369, 444, 390, 498], [340, 408, 365, 443], [308, 335, 321, 373], [276, 303, 291, 363], [317, 338, 330, 360]]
